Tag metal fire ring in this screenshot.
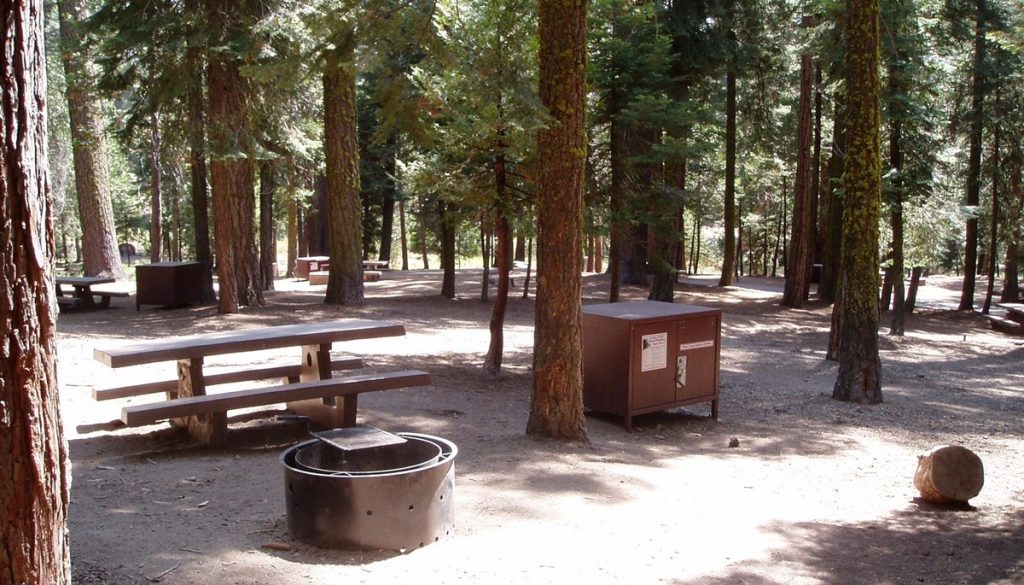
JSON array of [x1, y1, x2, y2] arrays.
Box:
[[281, 431, 457, 551]]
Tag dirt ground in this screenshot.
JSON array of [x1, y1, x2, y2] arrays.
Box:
[[56, 268, 1023, 585]]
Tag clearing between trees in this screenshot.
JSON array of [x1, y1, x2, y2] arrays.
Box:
[[58, 270, 1023, 585]]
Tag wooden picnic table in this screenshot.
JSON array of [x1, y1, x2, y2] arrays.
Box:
[[56, 276, 125, 310], [93, 319, 430, 445], [295, 256, 329, 279], [997, 303, 1024, 323], [361, 259, 389, 270]]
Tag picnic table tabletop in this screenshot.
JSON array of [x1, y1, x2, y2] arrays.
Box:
[[93, 318, 406, 368], [57, 275, 115, 287]]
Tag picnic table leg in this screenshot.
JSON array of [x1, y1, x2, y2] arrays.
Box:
[[175, 357, 228, 446], [75, 286, 97, 309], [287, 343, 356, 427]]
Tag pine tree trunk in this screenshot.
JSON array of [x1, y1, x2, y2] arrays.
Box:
[[832, 0, 882, 403], [528, 0, 588, 442], [418, 202, 431, 269], [480, 219, 491, 302], [982, 118, 1000, 314], [888, 70, 907, 334], [959, 0, 986, 311], [1002, 153, 1021, 302], [1, 4, 72, 578], [259, 161, 275, 291], [57, 0, 126, 280], [782, 54, 814, 308], [439, 201, 456, 299], [811, 62, 823, 264], [399, 199, 410, 270], [818, 94, 846, 302], [379, 142, 398, 263], [523, 236, 534, 299], [323, 39, 365, 307], [186, 8, 215, 300], [484, 214, 512, 375], [719, 52, 737, 286], [608, 113, 627, 299], [149, 111, 163, 263], [485, 117, 512, 373], [287, 193, 297, 277], [905, 266, 923, 313], [207, 0, 262, 313]]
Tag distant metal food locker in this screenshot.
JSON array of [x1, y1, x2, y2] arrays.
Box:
[[582, 301, 722, 431], [136, 261, 204, 310]]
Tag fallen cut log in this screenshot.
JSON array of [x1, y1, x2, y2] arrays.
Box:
[[913, 445, 984, 504]]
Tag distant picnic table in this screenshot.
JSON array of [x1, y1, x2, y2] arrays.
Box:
[[989, 303, 1024, 336], [92, 319, 431, 446], [56, 275, 127, 310]]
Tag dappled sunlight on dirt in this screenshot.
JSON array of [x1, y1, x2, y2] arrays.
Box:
[[58, 268, 1023, 584]]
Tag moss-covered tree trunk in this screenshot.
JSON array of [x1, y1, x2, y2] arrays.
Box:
[[206, 0, 262, 313], [323, 38, 365, 307], [832, 0, 882, 403], [782, 54, 814, 308], [57, 0, 126, 280], [527, 0, 588, 442], [1, 2, 72, 579]]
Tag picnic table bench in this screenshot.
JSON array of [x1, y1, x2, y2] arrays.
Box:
[[989, 303, 1024, 335], [56, 276, 128, 310], [93, 319, 430, 446]]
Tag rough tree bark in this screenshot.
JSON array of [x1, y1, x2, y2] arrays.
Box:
[[782, 54, 814, 308], [1, 1, 72, 579], [527, 0, 589, 442], [57, 0, 126, 280], [323, 36, 365, 307], [832, 0, 883, 403], [207, 0, 262, 312]]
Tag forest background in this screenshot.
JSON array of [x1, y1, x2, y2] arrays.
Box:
[[48, 0, 1023, 316]]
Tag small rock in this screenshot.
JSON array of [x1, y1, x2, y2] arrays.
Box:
[[728, 437, 740, 448]]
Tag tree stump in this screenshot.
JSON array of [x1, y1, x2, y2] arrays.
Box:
[[913, 445, 985, 504]]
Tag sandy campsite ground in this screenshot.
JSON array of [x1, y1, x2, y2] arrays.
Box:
[[56, 268, 1023, 585]]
